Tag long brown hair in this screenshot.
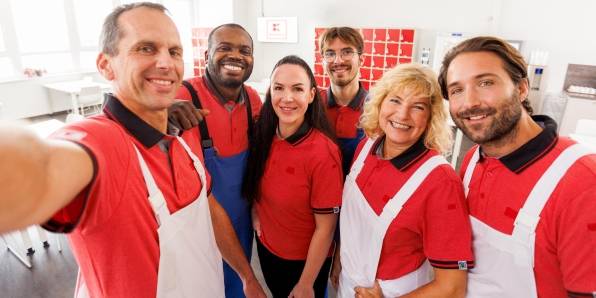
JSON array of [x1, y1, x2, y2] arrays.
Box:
[[242, 55, 336, 204]]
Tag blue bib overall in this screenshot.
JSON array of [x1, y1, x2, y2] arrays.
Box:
[[182, 81, 253, 298]]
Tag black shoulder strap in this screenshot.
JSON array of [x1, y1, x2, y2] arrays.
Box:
[[244, 87, 254, 142], [181, 80, 213, 149]]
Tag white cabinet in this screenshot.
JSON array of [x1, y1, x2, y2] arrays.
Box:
[[559, 96, 596, 136]]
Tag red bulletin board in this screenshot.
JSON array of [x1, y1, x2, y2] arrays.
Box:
[[314, 27, 416, 90], [191, 27, 212, 77]]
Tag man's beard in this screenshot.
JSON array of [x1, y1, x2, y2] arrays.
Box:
[[453, 91, 522, 145], [329, 65, 358, 87]]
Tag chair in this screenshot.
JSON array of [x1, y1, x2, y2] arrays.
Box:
[[76, 86, 103, 116]]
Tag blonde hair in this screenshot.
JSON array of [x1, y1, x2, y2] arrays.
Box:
[[360, 63, 453, 154]]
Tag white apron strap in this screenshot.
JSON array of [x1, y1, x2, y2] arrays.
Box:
[[463, 146, 481, 197], [132, 145, 170, 226], [512, 143, 593, 265], [379, 155, 448, 224], [175, 136, 207, 192], [348, 138, 376, 176]]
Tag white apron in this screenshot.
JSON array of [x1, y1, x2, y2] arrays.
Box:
[[463, 144, 592, 298], [338, 138, 447, 298], [75, 136, 225, 298]]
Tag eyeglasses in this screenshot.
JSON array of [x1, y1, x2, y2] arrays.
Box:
[[323, 48, 359, 62]]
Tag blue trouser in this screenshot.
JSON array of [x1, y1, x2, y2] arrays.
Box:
[[204, 148, 253, 298], [338, 129, 365, 176]]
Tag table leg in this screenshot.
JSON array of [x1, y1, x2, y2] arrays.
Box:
[[70, 93, 81, 116], [1, 233, 32, 268]]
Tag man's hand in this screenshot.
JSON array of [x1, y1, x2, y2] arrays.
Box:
[[288, 282, 314, 298], [242, 276, 267, 298], [354, 280, 383, 298], [167, 99, 210, 130]]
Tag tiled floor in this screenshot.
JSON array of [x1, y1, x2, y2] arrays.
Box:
[[0, 232, 275, 298]]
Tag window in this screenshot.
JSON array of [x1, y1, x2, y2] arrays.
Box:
[[73, 0, 113, 48], [0, 23, 13, 78], [0, 58, 14, 78], [0, 25, 5, 51], [1, 0, 196, 78], [11, 0, 70, 52], [164, 0, 194, 63], [21, 53, 74, 74], [79, 50, 99, 71]]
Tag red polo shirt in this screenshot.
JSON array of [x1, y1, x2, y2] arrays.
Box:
[[256, 123, 343, 260], [462, 115, 596, 297], [321, 85, 368, 175], [321, 85, 367, 139], [354, 137, 474, 280], [175, 74, 262, 157], [43, 95, 211, 298]]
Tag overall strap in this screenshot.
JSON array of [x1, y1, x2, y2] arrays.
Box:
[[181, 80, 212, 149], [244, 87, 254, 142]]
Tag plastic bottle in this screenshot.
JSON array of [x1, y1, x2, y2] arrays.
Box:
[[531, 67, 543, 91]]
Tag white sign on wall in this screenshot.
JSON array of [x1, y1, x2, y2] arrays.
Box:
[[257, 17, 298, 43]]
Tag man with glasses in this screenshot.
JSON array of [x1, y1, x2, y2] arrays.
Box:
[[319, 27, 368, 176]]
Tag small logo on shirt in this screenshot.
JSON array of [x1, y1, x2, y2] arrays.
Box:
[[458, 261, 468, 270]]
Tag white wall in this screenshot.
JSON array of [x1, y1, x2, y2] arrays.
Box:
[[233, 0, 596, 94], [497, 0, 596, 92], [2, 0, 594, 120]]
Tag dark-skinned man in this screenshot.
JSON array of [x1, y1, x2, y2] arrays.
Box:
[[169, 23, 262, 298]]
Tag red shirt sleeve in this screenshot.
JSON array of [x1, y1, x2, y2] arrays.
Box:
[[309, 137, 343, 212], [43, 120, 130, 233], [423, 165, 475, 269], [556, 184, 596, 294]]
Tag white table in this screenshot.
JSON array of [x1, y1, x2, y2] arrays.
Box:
[[44, 80, 111, 115], [1, 119, 66, 268]]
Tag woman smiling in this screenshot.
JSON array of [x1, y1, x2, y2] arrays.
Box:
[[333, 64, 474, 298], [243, 55, 342, 298]]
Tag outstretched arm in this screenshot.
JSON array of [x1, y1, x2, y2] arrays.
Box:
[[0, 125, 94, 234]]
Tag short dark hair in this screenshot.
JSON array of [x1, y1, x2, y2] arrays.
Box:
[[319, 27, 364, 55], [207, 23, 253, 53], [100, 2, 168, 56], [438, 36, 533, 114]]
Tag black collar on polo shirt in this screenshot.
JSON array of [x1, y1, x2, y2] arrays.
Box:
[[284, 120, 313, 146], [103, 94, 180, 148], [373, 135, 429, 171], [480, 115, 558, 173], [202, 70, 246, 105], [326, 83, 368, 110]]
